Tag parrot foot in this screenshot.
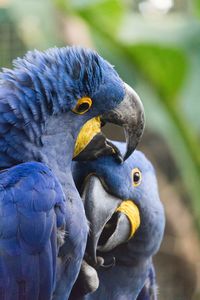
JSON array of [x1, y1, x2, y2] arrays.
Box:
[[80, 260, 99, 293], [69, 260, 99, 298], [96, 256, 116, 269], [74, 259, 100, 296], [85, 254, 115, 269]]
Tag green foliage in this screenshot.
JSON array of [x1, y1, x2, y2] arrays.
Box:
[[127, 44, 187, 104], [194, 0, 200, 18], [73, 0, 124, 34]]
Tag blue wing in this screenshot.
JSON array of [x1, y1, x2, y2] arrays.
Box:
[[0, 162, 66, 300], [137, 264, 157, 300]]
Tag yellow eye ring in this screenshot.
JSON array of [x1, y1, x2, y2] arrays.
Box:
[[72, 97, 92, 115], [132, 168, 142, 187]]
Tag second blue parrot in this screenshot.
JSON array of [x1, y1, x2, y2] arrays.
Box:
[[71, 142, 165, 300]]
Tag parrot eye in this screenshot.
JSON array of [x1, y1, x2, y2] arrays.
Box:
[[72, 97, 92, 115], [132, 168, 142, 187]]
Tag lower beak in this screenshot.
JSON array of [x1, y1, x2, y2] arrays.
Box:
[[73, 131, 123, 163], [82, 175, 140, 265]]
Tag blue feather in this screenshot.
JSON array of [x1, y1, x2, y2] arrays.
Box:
[[0, 162, 66, 299]]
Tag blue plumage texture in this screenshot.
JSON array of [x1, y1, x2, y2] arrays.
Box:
[[137, 265, 157, 300], [72, 142, 165, 300], [0, 162, 66, 300]]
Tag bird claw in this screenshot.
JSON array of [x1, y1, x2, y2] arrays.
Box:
[[97, 256, 116, 269], [87, 255, 116, 269], [72, 259, 99, 296]]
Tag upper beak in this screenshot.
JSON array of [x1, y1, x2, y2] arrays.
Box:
[[82, 175, 140, 266], [74, 83, 145, 162], [101, 83, 145, 160]]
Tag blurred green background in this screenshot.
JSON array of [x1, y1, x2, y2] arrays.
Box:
[[0, 0, 200, 298]]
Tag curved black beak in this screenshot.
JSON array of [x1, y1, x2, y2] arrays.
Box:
[[74, 83, 145, 162], [82, 175, 140, 266], [101, 83, 145, 160]]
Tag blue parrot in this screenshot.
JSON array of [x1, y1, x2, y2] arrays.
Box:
[[71, 142, 165, 300], [0, 47, 145, 299]]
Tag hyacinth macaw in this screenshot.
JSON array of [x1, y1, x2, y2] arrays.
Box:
[[0, 47, 145, 300], [71, 142, 165, 300]]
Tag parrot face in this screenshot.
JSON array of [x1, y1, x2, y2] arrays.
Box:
[[72, 142, 165, 266], [0, 46, 145, 172]]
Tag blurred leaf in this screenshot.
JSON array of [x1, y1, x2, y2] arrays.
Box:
[[75, 0, 125, 34], [180, 54, 200, 132], [68, 0, 109, 9], [126, 44, 187, 103], [193, 0, 200, 18]]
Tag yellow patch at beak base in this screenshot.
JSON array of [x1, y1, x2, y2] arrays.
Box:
[[116, 200, 140, 239], [73, 116, 101, 158]]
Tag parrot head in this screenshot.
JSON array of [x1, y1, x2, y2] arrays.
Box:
[[72, 142, 165, 266], [0, 47, 144, 170]]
